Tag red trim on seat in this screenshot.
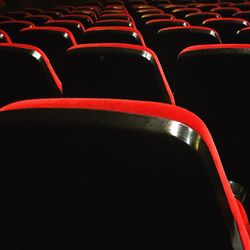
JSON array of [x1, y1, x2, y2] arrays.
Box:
[[203, 17, 250, 25], [0, 20, 35, 26], [67, 43, 175, 104], [0, 97, 249, 248], [179, 43, 250, 56], [45, 20, 85, 32], [236, 198, 250, 237], [85, 26, 146, 46], [0, 43, 62, 93], [19, 26, 77, 45], [157, 26, 222, 43], [145, 18, 190, 26]]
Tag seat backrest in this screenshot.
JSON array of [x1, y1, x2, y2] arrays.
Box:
[[0, 20, 34, 42], [59, 14, 93, 28], [233, 11, 250, 22], [60, 43, 175, 104], [194, 3, 219, 12], [235, 27, 250, 43], [136, 12, 175, 30], [141, 18, 190, 48], [173, 44, 250, 191], [0, 29, 12, 42], [0, 15, 15, 22], [22, 14, 53, 25], [202, 17, 250, 43], [185, 12, 221, 26], [171, 7, 201, 19], [155, 26, 221, 86], [80, 26, 145, 45], [0, 43, 62, 107], [91, 19, 135, 27], [44, 20, 85, 43], [5, 10, 31, 19], [0, 98, 249, 250], [16, 26, 77, 76], [210, 7, 241, 17], [42, 10, 64, 19]]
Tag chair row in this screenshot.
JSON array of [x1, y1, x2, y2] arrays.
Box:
[[0, 42, 174, 107]]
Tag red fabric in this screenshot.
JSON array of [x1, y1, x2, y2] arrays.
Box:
[[19, 26, 77, 45], [1, 97, 249, 248], [0, 20, 35, 26], [0, 43, 62, 93], [67, 43, 175, 104], [179, 43, 250, 55], [236, 198, 250, 237]]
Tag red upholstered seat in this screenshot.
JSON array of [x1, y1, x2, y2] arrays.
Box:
[[60, 43, 175, 103], [0, 97, 249, 249], [174, 43, 250, 196], [0, 43, 62, 106]]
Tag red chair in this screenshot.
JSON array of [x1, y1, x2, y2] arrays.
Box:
[[202, 17, 250, 43], [174, 43, 250, 196], [0, 20, 34, 42], [16, 26, 77, 76], [0, 97, 249, 249], [0, 43, 62, 106], [60, 43, 175, 104], [82, 26, 145, 45]]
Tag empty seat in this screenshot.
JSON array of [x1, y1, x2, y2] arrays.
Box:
[[22, 7, 44, 14], [0, 20, 34, 42], [49, 6, 72, 15], [136, 12, 175, 30], [185, 12, 222, 26], [44, 20, 85, 44], [141, 18, 190, 49], [16, 26, 77, 76], [230, 2, 250, 11], [195, 3, 219, 12], [202, 17, 250, 43], [174, 44, 250, 194], [154, 26, 221, 85], [22, 15, 53, 26], [0, 43, 62, 107], [91, 19, 135, 28], [171, 7, 201, 19], [0, 97, 249, 249], [69, 9, 98, 21], [235, 27, 250, 43], [99, 13, 132, 20], [210, 7, 241, 17], [6, 11, 31, 19], [157, 4, 187, 14], [59, 14, 93, 29], [81, 26, 145, 45], [0, 15, 15, 22], [0, 29, 12, 42], [42, 10, 64, 19], [60, 43, 175, 104], [233, 11, 250, 22]]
